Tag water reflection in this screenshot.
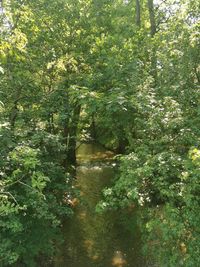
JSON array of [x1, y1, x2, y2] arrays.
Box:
[[76, 143, 115, 163], [112, 251, 127, 267], [55, 143, 150, 267]]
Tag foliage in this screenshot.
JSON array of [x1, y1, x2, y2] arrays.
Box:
[[0, 128, 72, 266], [0, 0, 199, 266], [142, 148, 200, 267], [95, 1, 200, 266]]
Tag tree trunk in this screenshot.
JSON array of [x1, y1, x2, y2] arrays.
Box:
[[147, 0, 157, 82], [147, 0, 156, 36], [90, 113, 96, 140], [66, 104, 81, 165], [62, 90, 70, 169], [135, 0, 141, 27]]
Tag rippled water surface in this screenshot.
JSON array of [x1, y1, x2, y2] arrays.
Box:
[[55, 143, 151, 267]]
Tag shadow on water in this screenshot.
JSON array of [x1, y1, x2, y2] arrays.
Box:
[[55, 143, 152, 267]]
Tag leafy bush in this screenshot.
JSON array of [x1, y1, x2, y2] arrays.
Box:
[[99, 148, 200, 267], [0, 133, 72, 266], [143, 148, 200, 267]]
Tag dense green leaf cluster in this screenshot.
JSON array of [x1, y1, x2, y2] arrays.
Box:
[[95, 1, 200, 266], [0, 126, 73, 266]]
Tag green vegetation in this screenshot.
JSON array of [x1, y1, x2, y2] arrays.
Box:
[[0, 0, 199, 266]]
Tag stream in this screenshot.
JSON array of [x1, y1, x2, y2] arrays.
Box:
[[55, 143, 151, 267]]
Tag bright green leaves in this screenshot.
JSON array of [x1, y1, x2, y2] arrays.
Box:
[[0, 140, 72, 266], [31, 172, 50, 192], [10, 29, 28, 53], [189, 147, 200, 163], [143, 149, 200, 267], [10, 146, 40, 170], [0, 66, 4, 74]]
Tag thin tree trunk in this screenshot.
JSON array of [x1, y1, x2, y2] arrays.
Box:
[[10, 104, 18, 129], [135, 0, 141, 27], [147, 0, 156, 36], [90, 113, 96, 140], [66, 104, 81, 165], [147, 0, 157, 82], [62, 90, 70, 169]]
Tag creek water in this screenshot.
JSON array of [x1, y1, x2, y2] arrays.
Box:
[[55, 143, 150, 267]]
